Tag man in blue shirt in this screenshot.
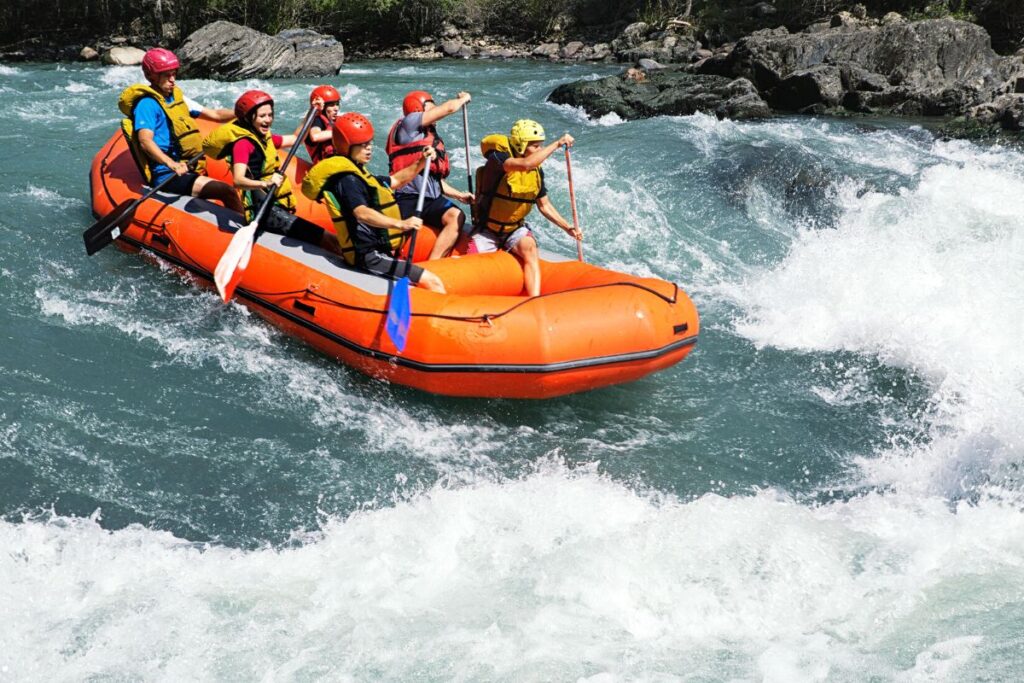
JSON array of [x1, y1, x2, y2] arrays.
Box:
[[125, 48, 242, 213]]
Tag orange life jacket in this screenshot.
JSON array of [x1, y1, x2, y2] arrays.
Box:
[[304, 111, 335, 165], [386, 117, 450, 179]]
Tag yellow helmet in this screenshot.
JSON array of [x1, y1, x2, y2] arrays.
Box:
[[509, 119, 545, 156]]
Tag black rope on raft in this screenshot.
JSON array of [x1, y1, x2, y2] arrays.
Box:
[[96, 139, 682, 320], [241, 279, 679, 324]]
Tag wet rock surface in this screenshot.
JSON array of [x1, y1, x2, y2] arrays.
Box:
[[551, 15, 1024, 133], [177, 21, 345, 79], [549, 69, 770, 120]]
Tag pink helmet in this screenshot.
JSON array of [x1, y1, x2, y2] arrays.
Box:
[[142, 48, 179, 80]]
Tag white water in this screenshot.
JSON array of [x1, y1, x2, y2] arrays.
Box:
[[5, 63, 1024, 679], [726, 137, 1024, 500], [3, 464, 1023, 680]]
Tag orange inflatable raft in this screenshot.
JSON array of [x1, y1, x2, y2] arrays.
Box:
[[88, 126, 699, 398]]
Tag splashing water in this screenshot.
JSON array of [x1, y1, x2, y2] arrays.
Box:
[[1, 61, 1023, 679]]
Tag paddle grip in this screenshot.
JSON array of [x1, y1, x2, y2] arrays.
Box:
[[462, 104, 473, 194]]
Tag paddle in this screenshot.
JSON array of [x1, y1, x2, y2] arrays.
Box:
[[385, 159, 432, 353], [83, 155, 203, 256], [214, 105, 320, 303], [462, 103, 473, 195], [564, 145, 584, 262]]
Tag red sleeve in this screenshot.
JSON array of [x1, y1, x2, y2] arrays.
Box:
[[233, 138, 255, 167], [272, 134, 283, 148]]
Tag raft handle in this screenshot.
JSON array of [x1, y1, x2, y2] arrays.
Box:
[[150, 234, 171, 248], [293, 300, 316, 316], [673, 322, 688, 335]]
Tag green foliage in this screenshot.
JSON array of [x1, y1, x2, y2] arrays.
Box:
[[637, 0, 694, 27], [0, 0, 1021, 54], [908, 1, 976, 21]]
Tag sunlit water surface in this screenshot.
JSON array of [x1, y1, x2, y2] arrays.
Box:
[[1, 60, 1023, 681]]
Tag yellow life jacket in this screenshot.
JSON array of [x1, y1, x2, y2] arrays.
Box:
[[301, 156, 403, 265], [203, 121, 296, 220], [118, 84, 205, 182], [475, 134, 542, 234]]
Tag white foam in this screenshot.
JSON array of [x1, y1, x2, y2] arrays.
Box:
[[0, 64, 21, 76], [722, 137, 1024, 497], [11, 185, 84, 210], [547, 102, 624, 127], [62, 81, 94, 93], [10, 101, 77, 122], [1, 465, 1020, 679], [100, 65, 139, 87]]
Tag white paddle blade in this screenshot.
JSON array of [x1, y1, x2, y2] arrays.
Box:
[[215, 221, 257, 302]]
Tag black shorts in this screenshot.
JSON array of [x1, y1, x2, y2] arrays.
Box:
[[396, 194, 460, 228], [355, 250, 424, 284], [250, 191, 326, 246], [157, 171, 199, 196]]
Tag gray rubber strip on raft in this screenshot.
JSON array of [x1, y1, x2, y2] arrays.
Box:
[[150, 191, 572, 295]]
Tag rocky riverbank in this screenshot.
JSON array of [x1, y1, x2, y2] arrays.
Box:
[[5, 11, 1022, 138], [552, 14, 1024, 136], [0, 15, 716, 68]]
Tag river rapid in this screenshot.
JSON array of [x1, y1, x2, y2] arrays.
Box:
[[1, 60, 1023, 680]]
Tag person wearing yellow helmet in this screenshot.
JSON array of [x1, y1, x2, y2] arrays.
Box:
[[471, 119, 581, 297]]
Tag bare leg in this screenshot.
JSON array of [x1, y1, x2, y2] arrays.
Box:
[[512, 235, 540, 297], [427, 206, 465, 260], [194, 176, 244, 214]]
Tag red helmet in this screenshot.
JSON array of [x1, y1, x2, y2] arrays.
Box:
[[332, 112, 374, 156], [310, 85, 341, 106], [234, 90, 273, 122], [142, 48, 179, 79], [402, 90, 433, 115]]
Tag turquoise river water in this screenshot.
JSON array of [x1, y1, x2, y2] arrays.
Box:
[[1, 60, 1023, 680]]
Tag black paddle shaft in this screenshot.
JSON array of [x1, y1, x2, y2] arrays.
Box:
[[462, 104, 473, 195], [248, 106, 320, 230], [404, 157, 433, 265], [83, 155, 203, 256]]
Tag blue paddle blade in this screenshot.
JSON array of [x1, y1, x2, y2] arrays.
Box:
[[386, 276, 412, 353]]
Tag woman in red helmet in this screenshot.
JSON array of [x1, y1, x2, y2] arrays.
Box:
[[203, 90, 341, 254], [301, 113, 445, 293], [387, 89, 474, 261], [117, 48, 242, 213], [304, 84, 341, 165]]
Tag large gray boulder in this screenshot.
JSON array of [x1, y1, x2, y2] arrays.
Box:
[[711, 17, 1013, 116], [102, 46, 146, 66], [178, 21, 344, 79], [549, 69, 770, 121]]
